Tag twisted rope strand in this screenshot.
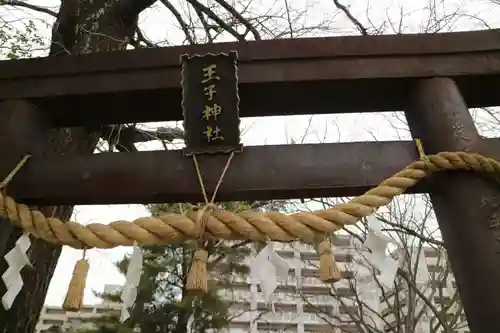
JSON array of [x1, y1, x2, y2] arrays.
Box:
[[1, 151, 499, 250]]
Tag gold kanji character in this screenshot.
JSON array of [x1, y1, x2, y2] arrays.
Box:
[[203, 125, 224, 142], [201, 64, 220, 84], [202, 104, 222, 121], [204, 84, 216, 100]]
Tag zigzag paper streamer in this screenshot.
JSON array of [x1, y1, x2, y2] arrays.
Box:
[[2, 233, 32, 310], [363, 217, 399, 288], [248, 243, 289, 309], [120, 243, 143, 322]]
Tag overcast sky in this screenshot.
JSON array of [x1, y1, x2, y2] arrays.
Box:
[[1, 0, 500, 306]]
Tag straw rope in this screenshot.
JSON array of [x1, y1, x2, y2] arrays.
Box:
[[1, 151, 499, 250]]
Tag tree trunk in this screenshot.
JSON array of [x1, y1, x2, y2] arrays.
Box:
[[0, 0, 156, 331], [174, 248, 191, 333]]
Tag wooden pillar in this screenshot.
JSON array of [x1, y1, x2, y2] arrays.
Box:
[[405, 78, 500, 332], [0, 100, 51, 293]]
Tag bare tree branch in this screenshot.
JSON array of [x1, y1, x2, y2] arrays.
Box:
[[101, 125, 184, 152], [332, 0, 369, 35], [185, 0, 245, 41], [377, 216, 445, 247], [135, 25, 156, 47], [159, 0, 195, 44], [213, 0, 261, 40], [0, 0, 58, 17]]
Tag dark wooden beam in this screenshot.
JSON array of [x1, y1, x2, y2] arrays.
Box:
[[405, 78, 500, 332], [6, 138, 500, 206], [0, 29, 499, 127], [2, 29, 500, 79]]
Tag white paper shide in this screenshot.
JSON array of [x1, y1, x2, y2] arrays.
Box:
[[249, 243, 290, 310], [349, 217, 402, 331], [1, 233, 32, 310], [121, 243, 143, 322], [363, 218, 399, 288]]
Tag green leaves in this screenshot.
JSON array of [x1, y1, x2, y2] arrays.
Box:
[[0, 19, 45, 60]]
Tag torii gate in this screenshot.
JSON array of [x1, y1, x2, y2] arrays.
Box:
[[1, 28, 500, 332]]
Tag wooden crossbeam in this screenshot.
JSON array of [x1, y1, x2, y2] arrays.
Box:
[[0, 29, 499, 127], [5, 139, 500, 206]]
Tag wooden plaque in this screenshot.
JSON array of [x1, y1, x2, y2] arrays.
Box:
[[181, 51, 242, 155]]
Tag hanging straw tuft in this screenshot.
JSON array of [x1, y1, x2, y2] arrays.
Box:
[[63, 259, 89, 312], [186, 205, 214, 293], [186, 248, 209, 293], [316, 236, 341, 283]]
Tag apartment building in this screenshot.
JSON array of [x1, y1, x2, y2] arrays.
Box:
[[381, 247, 469, 333], [216, 235, 356, 333], [36, 284, 122, 333], [37, 237, 468, 333], [216, 235, 469, 333]]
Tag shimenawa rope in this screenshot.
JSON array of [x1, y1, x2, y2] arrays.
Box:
[[4, 151, 498, 249], [2, 147, 500, 310]]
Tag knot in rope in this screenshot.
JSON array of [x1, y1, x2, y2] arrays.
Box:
[[192, 249, 209, 264], [316, 239, 333, 256], [191, 151, 234, 242], [195, 204, 217, 239], [187, 151, 235, 293]]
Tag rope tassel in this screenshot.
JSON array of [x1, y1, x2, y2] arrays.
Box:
[[186, 206, 213, 293], [63, 259, 89, 312], [186, 249, 209, 293], [316, 237, 341, 283], [184, 153, 234, 293]]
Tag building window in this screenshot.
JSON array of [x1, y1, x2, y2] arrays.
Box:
[[96, 308, 113, 313], [44, 308, 65, 315], [334, 236, 350, 247], [427, 265, 444, 273], [42, 319, 64, 326]]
